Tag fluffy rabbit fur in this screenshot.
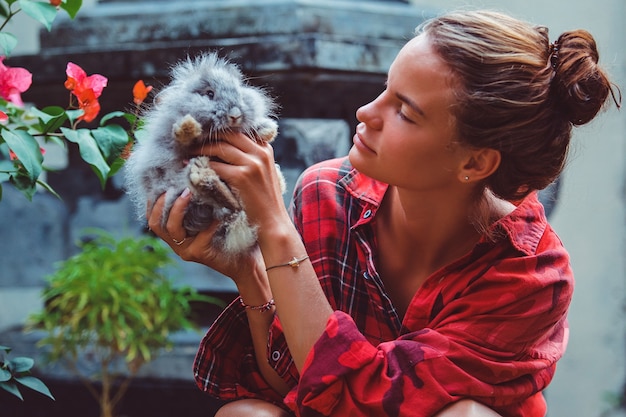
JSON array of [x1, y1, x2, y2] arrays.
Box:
[[124, 52, 283, 256]]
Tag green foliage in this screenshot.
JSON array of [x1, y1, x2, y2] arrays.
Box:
[[0, 345, 54, 401], [0, 101, 133, 200], [0, 0, 137, 202], [26, 229, 221, 417], [0, 1, 83, 50], [0, 0, 92, 402], [28, 229, 209, 365]]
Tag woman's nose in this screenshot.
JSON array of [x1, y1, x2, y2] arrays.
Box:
[[356, 96, 383, 130]]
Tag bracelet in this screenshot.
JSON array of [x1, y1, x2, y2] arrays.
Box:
[[239, 297, 275, 313], [265, 255, 310, 272]]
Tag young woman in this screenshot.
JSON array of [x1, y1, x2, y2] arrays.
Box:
[[147, 10, 619, 417]]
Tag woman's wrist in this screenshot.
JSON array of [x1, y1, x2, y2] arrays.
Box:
[[256, 213, 299, 247], [234, 259, 274, 308]]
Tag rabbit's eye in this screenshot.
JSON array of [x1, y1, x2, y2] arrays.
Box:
[[204, 89, 215, 99]]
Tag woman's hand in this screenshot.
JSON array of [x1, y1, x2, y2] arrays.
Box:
[[198, 132, 292, 236], [193, 133, 334, 371], [147, 189, 263, 282]]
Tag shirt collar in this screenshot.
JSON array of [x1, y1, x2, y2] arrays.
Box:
[[340, 166, 388, 207], [340, 167, 387, 228], [492, 192, 549, 256], [340, 166, 549, 256]]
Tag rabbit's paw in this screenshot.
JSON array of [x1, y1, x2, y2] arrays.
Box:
[[173, 114, 203, 146], [256, 119, 278, 143]]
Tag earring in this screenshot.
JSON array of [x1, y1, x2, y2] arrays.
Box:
[[464, 176, 470, 181]]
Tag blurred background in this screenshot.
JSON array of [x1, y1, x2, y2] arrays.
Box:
[[0, 0, 623, 416]]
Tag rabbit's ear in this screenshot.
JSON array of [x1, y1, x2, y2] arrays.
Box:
[[170, 56, 196, 81], [224, 61, 245, 82], [199, 52, 245, 83]]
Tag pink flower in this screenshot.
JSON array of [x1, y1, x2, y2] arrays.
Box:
[[65, 62, 108, 123], [65, 62, 107, 99], [0, 57, 33, 106]]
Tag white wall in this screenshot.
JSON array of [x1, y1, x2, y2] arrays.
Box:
[[410, 0, 626, 415]]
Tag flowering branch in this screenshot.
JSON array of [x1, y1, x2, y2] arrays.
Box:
[[0, 0, 152, 202]]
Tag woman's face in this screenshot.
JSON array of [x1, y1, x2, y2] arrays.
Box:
[[350, 34, 467, 192]]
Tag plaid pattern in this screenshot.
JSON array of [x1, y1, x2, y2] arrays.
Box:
[[194, 157, 573, 417]]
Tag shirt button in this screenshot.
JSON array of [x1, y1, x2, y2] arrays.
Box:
[[271, 350, 281, 362], [363, 209, 372, 219]]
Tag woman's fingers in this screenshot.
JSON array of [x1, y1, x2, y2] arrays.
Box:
[[147, 190, 192, 249], [147, 191, 226, 266], [165, 188, 191, 244], [193, 132, 274, 166]]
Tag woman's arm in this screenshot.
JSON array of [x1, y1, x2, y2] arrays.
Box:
[[154, 132, 334, 372], [147, 187, 290, 394]]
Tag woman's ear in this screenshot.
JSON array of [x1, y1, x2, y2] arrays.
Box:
[[458, 148, 501, 183]]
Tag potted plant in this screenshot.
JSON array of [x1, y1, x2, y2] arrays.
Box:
[[27, 228, 220, 417]]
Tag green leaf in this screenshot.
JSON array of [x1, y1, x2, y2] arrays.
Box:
[[100, 111, 127, 125], [0, 380, 23, 400], [0, 368, 11, 382], [0, 159, 15, 176], [91, 125, 129, 162], [15, 376, 55, 400], [18, 0, 58, 31], [31, 106, 68, 133], [10, 357, 34, 373], [61, 0, 82, 19], [0, 32, 18, 57], [2, 129, 43, 182], [107, 156, 126, 178], [61, 127, 109, 187], [36, 178, 61, 200], [65, 109, 84, 125], [0, 3, 9, 18], [0, 345, 11, 353], [10, 172, 37, 200]]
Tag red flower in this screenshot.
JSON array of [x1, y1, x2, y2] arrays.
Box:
[[132, 80, 152, 105], [50, 0, 62, 6], [0, 57, 32, 106], [0, 110, 8, 124], [9, 147, 45, 161], [65, 62, 107, 122], [75, 88, 101, 123]]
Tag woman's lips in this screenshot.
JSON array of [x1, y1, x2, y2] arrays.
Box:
[[353, 132, 376, 154]]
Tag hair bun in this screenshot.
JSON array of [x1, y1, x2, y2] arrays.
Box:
[[550, 30, 616, 125]]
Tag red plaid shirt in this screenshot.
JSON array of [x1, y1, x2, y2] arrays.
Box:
[[194, 157, 573, 417]]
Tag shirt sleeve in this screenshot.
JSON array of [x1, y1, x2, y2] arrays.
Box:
[[193, 297, 287, 406], [285, 249, 572, 417]]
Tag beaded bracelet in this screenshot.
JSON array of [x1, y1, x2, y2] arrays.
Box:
[[265, 255, 310, 272], [239, 296, 275, 313]]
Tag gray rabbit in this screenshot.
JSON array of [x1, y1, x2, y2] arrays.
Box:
[[124, 52, 283, 256]]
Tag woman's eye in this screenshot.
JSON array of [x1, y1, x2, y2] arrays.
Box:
[[397, 109, 413, 123]]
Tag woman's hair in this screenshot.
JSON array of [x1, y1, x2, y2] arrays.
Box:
[[417, 10, 620, 201]]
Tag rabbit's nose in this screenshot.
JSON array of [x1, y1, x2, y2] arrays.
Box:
[[228, 107, 243, 126]]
